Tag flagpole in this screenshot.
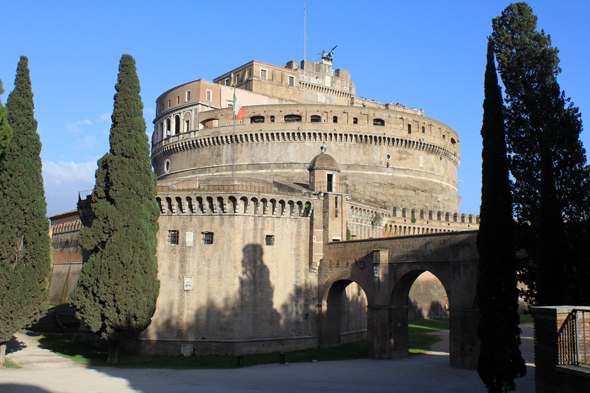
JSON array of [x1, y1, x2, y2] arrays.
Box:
[[232, 74, 236, 178]]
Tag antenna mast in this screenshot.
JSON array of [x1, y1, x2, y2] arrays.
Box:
[[303, 0, 306, 61]]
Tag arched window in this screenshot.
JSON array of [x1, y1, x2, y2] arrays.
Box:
[[373, 118, 385, 126], [311, 115, 321, 123], [175, 115, 180, 135], [166, 118, 171, 136], [250, 116, 265, 124]]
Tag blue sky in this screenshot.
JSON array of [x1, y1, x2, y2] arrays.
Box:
[[2, 0, 589, 217]]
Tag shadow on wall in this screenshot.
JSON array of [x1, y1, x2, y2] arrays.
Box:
[[408, 299, 448, 320]]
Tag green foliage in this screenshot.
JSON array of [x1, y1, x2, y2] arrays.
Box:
[[476, 40, 526, 393], [371, 214, 381, 226], [491, 2, 589, 224], [491, 1, 589, 306], [70, 55, 160, 349], [0, 80, 13, 157], [411, 217, 416, 224], [0, 57, 51, 344]]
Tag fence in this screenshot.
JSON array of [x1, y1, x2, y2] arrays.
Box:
[[558, 309, 590, 366]]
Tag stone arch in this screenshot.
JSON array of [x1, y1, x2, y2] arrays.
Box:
[[320, 279, 372, 348], [227, 196, 238, 214]]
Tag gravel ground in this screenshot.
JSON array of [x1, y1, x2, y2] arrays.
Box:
[[0, 324, 536, 393]]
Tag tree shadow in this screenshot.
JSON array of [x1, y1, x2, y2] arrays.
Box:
[[6, 335, 26, 355]]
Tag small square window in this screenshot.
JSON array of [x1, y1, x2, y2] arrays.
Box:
[[265, 235, 275, 246], [202, 232, 214, 245], [168, 230, 179, 245]]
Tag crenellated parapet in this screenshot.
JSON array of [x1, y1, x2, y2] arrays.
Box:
[[156, 192, 314, 219]]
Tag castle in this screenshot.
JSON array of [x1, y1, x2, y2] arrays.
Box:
[[73, 56, 480, 356]]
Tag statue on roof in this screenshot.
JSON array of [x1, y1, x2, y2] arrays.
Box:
[[320, 45, 337, 62]]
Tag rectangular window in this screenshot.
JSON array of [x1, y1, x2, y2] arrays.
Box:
[[265, 235, 275, 246], [168, 230, 179, 245], [260, 69, 267, 81], [177, 96, 180, 104], [185, 120, 190, 132], [202, 232, 214, 245], [225, 78, 230, 86], [168, 99, 171, 108], [186, 91, 191, 102], [206, 90, 212, 102], [288, 75, 294, 87]]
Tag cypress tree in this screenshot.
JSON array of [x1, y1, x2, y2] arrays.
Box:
[[0, 57, 51, 364], [0, 80, 13, 157], [69, 54, 160, 364], [491, 2, 589, 305], [476, 40, 526, 393]]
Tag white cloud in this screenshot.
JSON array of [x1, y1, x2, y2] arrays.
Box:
[[98, 113, 110, 122], [65, 119, 92, 133], [42, 160, 97, 216]]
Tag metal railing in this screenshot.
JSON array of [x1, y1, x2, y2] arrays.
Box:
[[78, 189, 92, 201], [558, 309, 590, 366]]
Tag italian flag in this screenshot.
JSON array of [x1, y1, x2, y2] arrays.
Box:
[[233, 95, 246, 120]]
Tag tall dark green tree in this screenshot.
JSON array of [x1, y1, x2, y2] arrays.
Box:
[[0, 57, 51, 364], [0, 80, 13, 157], [476, 40, 526, 393], [491, 2, 589, 305], [69, 55, 160, 364], [491, 2, 588, 225]]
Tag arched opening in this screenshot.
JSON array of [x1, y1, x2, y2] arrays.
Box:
[[390, 269, 450, 357], [321, 280, 368, 348], [310, 115, 321, 123], [407, 272, 449, 320], [373, 118, 385, 126], [174, 115, 180, 135], [250, 115, 264, 124]]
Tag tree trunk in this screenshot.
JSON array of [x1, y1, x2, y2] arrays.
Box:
[[0, 343, 6, 367], [107, 339, 120, 364]]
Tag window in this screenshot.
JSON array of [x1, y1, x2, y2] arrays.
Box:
[[333, 116, 338, 123], [165, 159, 171, 173], [177, 96, 180, 104], [407, 124, 412, 134], [168, 99, 171, 108], [250, 116, 265, 124], [284, 114, 302, 122], [265, 235, 275, 246], [175, 115, 180, 135], [202, 232, 214, 245], [310, 115, 321, 123], [270, 115, 275, 123], [206, 90, 212, 102], [422, 126, 425, 133], [260, 69, 267, 81], [373, 118, 385, 126], [288, 75, 294, 87], [353, 117, 358, 124], [168, 230, 179, 245], [185, 120, 190, 132], [225, 78, 230, 86], [186, 91, 191, 102], [166, 118, 171, 136]]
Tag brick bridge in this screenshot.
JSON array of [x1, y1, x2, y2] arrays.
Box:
[[318, 231, 480, 369]]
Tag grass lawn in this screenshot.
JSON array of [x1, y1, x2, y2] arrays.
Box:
[[1, 359, 21, 369], [37, 318, 450, 369]]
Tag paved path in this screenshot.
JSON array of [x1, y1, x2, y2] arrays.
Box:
[[0, 325, 536, 393]]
